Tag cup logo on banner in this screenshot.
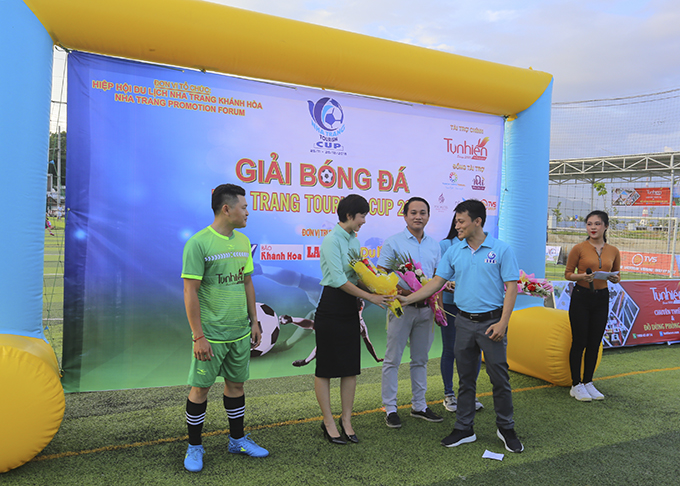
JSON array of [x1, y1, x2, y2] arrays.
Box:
[[308, 97, 347, 156]]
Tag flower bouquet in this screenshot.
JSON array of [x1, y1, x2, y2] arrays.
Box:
[[348, 250, 403, 318], [386, 253, 448, 327], [516, 270, 553, 299]]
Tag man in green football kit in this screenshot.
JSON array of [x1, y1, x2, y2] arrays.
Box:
[[181, 183, 268, 473]]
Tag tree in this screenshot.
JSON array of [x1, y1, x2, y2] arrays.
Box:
[[551, 201, 563, 224], [48, 131, 67, 188], [592, 182, 619, 229], [593, 182, 607, 197]]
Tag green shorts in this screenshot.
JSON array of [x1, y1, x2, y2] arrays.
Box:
[[187, 333, 251, 388]]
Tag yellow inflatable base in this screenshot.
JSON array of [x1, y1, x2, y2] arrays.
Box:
[[506, 307, 602, 387], [0, 335, 65, 473]]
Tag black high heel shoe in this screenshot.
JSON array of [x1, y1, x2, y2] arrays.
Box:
[[339, 421, 359, 443], [321, 422, 347, 445]]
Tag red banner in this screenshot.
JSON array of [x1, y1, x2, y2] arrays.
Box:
[[612, 187, 672, 206], [620, 251, 679, 277], [551, 280, 680, 347], [616, 281, 680, 346]]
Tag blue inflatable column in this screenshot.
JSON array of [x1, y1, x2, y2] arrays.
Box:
[[0, 0, 54, 338], [500, 80, 553, 310]]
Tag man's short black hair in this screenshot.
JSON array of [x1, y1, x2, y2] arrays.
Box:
[[403, 196, 430, 215], [212, 183, 246, 214], [454, 199, 486, 227], [337, 194, 369, 222]]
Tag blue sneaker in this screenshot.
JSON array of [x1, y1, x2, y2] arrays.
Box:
[[184, 444, 204, 472], [228, 434, 269, 457]]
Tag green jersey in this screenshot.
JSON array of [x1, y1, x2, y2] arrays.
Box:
[[181, 226, 254, 342]]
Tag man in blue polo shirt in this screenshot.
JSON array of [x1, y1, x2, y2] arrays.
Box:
[[377, 197, 443, 428], [397, 199, 523, 453]]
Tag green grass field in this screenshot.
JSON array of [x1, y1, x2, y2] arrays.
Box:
[[17, 219, 677, 484], [6, 344, 680, 485]]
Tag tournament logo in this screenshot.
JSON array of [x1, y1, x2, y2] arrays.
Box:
[[308, 97, 347, 155], [484, 251, 497, 264]]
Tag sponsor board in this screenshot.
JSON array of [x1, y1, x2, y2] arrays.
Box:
[[552, 280, 680, 347], [620, 251, 680, 277], [612, 187, 673, 207]]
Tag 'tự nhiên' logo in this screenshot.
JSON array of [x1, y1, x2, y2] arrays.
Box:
[[444, 137, 489, 160]]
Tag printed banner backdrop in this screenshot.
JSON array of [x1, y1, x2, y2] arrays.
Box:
[[64, 52, 504, 392], [620, 251, 680, 278], [552, 280, 680, 347], [611, 187, 673, 206], [545, 245, 562, 263]]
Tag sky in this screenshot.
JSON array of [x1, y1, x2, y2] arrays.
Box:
[[50, 0, 680, 156], [208, 0, 680, 102]]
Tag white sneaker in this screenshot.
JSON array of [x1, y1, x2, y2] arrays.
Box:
[[584, 382, 604, 400], [443, 395, 457, 412], [570, 383, 592, 402], [475, 399, 484, 411]]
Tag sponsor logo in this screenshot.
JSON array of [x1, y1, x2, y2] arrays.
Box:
[[650, 287, 680, 304], [481, 198, 497, 214], [217, 270, 245, 284], [484, 251, 497, 264], [259, 244, 304, 261], [308, 97, 347, 155], [305, 245, 321, 260], [444, 137, 489, 160], [442, 167, 466, 189], [433, 193, 449, 213], [632, 253, 657, 266], [471, 175, 485, 191]]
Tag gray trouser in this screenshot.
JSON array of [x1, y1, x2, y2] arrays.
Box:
[[454, 314, 514, 430], [381, 305, 435, 413]]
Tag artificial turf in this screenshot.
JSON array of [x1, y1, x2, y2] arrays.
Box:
[[5, 343, 679, 485]]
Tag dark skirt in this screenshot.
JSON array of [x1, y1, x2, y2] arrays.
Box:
[[314, 286, 361, 378]]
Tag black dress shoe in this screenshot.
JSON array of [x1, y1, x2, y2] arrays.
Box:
[[321, 422, 347, 445], [339, 421, 359, 443]]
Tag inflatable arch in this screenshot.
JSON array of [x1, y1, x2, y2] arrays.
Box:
[[2, 0, 575, 472]]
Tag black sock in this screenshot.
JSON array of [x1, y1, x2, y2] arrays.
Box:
[[186, 399, 207, 446], [224, 394, 245, 439]]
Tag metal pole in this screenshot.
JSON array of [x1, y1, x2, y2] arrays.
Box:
[[670, 154, 676, 276], [672, 218, 678, 278], [590, 178, 595, 214], [57, 125, 61, 209]]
